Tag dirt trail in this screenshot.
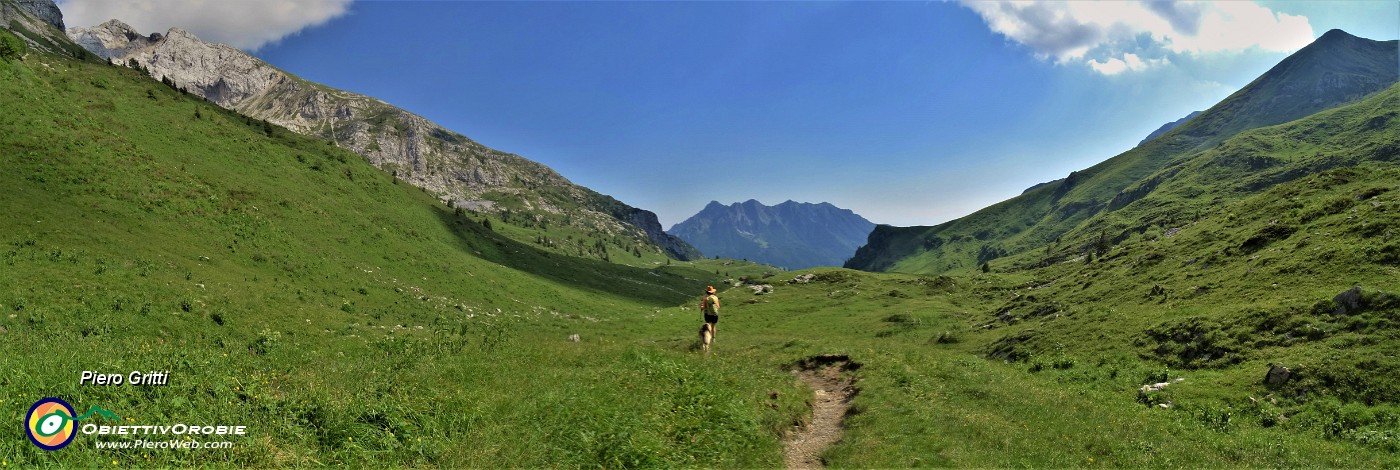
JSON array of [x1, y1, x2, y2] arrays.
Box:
[[784, 355, 858, 470]]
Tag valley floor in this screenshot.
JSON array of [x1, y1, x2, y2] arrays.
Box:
[[4, 42, 1399, 469]]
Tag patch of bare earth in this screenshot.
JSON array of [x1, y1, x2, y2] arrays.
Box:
[[784, 354, 859, 470]]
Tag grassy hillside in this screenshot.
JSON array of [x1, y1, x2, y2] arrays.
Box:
[[1037, 82, 1400, 266], [848, 31, 1399, 276], [721, 266, 1400, 467], [8, 13, 1400, 468], [0, 50, 807, 467]]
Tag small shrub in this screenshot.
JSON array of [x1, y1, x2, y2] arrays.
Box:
[[1052, 356, 1076, 370], [0, 30, 25, 61], [1192, 404, 1234, 432], [1143, 367, 1170, 385], [249, 328, 279, 355]]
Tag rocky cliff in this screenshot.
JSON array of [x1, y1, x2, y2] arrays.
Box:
[[7, 0, 61, 29], [0, 0, 77, 56], [66, 19, 695, 260]]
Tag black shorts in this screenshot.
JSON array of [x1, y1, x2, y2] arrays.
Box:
[[704, 314, 719, 325]]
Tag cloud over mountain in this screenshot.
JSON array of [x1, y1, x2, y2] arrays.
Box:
[[57, 0, 352, 50], [961, 0, 1314, 75]]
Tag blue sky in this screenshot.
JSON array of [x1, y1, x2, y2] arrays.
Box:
[[61, 1, 1400, 227]]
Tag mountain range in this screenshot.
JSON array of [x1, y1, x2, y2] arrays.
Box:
[[847, 29, 1400, 274], [1138, 110, 1202, 146], [8, 0, 1400, 465], [61, 18, 698, 261], [668, 200, 875, 269]]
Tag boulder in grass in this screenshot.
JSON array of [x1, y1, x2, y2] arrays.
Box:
[[1332, 287, 1363, 315], [1265, 364, 1291, 386]]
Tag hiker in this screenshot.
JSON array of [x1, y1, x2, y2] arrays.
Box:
[[701, 285, 720, 340]]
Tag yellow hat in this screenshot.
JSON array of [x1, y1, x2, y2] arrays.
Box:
[[706, 286, 717, 294]]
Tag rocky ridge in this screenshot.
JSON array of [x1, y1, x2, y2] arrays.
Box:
[[0, 0, 72, 55], [669, 200, 875, 269], [65, 19, 696, 260], [7, 0, 61, 30]]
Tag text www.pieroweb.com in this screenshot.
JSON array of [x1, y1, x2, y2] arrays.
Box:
[[93, 439, 234, 450]]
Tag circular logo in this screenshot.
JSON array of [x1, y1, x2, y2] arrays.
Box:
[[26, 397, 77, 451]]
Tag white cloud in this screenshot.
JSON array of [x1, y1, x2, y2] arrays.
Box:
[[1087, 52, 1171, 75], [58, 0, 353, 51], [1167, 1, 1313, 54], [960, 0, 1314, 75]]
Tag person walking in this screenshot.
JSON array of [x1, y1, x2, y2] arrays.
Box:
[[700, 285, 721, 348]]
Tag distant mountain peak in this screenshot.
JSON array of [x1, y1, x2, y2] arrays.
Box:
[[1138, 110, 1202, 147], [1168, 28, 1398, 146], [849, 30, 1398, 275], [1318, 28, 1356, 41], [669, 200, 875, 269], [96, 18, 136, 32]]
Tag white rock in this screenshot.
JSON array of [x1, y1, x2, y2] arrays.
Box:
[[63, 20, 690, 258]]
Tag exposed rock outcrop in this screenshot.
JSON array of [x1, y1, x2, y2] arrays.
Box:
[[11, 0, 62, 30], [1, 0, 71, 55], [1265, 365, 1292, 387], [626, 208, 701, 260], [1332, 287, 1363, 315], [65, 20, 695, 259], [70, 20, 172, 66]]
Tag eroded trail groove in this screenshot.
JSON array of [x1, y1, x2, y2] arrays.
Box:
[[784, 354, 859, 470]]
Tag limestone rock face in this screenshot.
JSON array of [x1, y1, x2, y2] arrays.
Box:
[[14, 0, 62, 30], [67, 20, 161, 61], [66, 20, 696, 260], [1, 0, 70, 54]]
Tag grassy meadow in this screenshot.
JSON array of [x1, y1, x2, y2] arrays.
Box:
[[0, 51, 803, 467], [3, 31, 1400, 468]]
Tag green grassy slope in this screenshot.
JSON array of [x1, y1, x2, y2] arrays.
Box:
[[814, 85, 1400, 464], [698, 262, 1400, 466], [848, 30, 1399, 276], [8, 13, 1400, 468], [0, 52, 805, 467], [1037, 82, 1400, 265]]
